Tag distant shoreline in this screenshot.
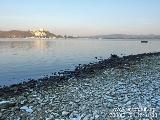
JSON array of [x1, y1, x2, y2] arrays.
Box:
[[0, 30, 63, 38], [1, 30, 160, 39]]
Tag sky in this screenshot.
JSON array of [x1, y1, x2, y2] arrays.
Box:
[[0, 0, 160, 36]]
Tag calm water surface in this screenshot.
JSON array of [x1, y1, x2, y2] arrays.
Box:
[[0, 38, 160, 86]]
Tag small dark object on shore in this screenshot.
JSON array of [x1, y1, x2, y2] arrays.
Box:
[[141, 40, 148, 43], [110, 54, 119, 59]]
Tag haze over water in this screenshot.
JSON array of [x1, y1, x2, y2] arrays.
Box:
[[0, 38, 160, 86]]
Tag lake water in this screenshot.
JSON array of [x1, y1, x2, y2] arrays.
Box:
[[0, 38, 160, 86]]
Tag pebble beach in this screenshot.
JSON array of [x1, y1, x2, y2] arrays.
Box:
[[0, 52, 160, 120]]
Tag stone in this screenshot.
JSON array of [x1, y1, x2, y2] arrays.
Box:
[[75, 99, 80, 103], [20, 106, 33, 113], [0, 101, 16, 109], [46, 115, 54, 120], [69, 112, 81, 120], [0, 112, 2, 118], [62, 111, 69, 116], [83, 114, 92, 120], [95, 115, 99, 119]]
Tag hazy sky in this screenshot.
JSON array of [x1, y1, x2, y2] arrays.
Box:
[[0, 0, 160, 35]]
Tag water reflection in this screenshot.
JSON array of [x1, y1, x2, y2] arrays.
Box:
[[33, 39, 49, 50], [0, 39, 50, 52]]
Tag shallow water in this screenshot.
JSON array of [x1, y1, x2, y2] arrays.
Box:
[[0, 38, 160, 86]]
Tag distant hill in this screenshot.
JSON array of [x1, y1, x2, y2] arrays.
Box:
[[89, 34, 160, 39], [0, 30, 32, 38], [0, 30, 63, 38]]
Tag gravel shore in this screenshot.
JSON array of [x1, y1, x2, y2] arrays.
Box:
[[0, 53, 160, 120]]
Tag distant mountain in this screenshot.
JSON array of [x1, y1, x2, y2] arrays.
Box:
[[89, 34, 160, 39], [0, 30, 63, 38]]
